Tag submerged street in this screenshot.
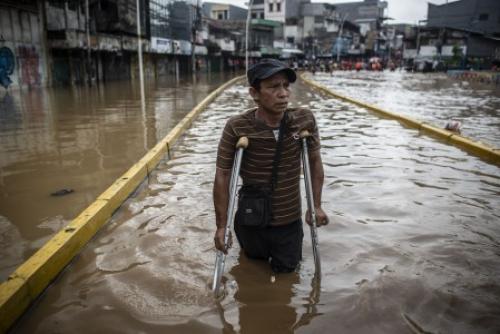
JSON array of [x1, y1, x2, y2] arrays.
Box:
[[0, 72, 236, 280], [308, 70, 500, 148], [6, 73, 500, 333]]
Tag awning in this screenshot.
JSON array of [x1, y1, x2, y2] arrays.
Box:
[[261, 47, 281, 55], [281, 48, 303, 55], [195, 45, 208, 55], [248, 51, 262, 57]]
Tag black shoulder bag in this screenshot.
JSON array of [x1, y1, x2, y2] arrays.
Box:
[[235, 112, 287, 228]]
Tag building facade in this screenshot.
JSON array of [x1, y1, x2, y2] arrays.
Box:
[[425, 0, 500, 69], [427, 0, 500, 36], [203, 2, 247, 20], [0, 0, 49, 89], [332, 0, 387, 35]]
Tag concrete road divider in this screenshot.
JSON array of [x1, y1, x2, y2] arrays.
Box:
[[300, 73, 500, 166]]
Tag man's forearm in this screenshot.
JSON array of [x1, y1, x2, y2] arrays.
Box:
[[213, 168, 231, 228], [309, 150, 324, 208]]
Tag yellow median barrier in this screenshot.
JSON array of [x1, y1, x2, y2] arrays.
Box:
[[300, 73, 500, 166], [0, 75, 245, 333]]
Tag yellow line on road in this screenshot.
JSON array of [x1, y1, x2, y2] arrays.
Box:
[[300, 73, 500, 166], [0, 75, 245, 333]]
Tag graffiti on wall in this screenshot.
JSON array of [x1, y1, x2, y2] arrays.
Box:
[[18, 46, 40, 87], [0, 47, 15, 89]]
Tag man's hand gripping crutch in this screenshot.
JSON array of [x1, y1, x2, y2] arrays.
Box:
[[212, 137, 249, 296], [300, 130, 328, 280]]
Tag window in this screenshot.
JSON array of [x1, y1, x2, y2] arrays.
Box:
[[277, 3, 281, 12], [216, 10, 228, 20], [269, 3, 273, 12], [260, 12, 265, 19], [479, 13, 488, 21], [252, 13, 257, 19], [287, 36, 294, 44]]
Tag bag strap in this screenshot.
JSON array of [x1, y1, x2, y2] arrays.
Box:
[[270, 112, 287, 191]]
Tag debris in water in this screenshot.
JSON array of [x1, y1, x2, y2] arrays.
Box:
[[50, 189, 74, 196]]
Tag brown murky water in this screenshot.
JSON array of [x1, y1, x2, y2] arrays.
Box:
[[309, 71, 500, 148], [11, 74, 500, 333], [0, 72, 237, 280]]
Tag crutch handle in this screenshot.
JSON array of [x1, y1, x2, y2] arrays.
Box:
[[236, 136, 249, 149], [300, 130, 311, 138]]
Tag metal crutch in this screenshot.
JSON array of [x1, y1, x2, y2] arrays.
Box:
[[212, 136, 249, 296], [300, 130, 321, 280]]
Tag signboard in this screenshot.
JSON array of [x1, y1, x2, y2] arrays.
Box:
[[419, 46, 437, 57], [172, 40, 192, 55], [195, 45, 207, 55], [216, 38, 235, 52], [151, 37, 172, 53], [403, 49, 417, 59]]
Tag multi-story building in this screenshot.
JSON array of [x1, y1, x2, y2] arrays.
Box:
[[250, 18, 283, 58], [202, 2, 247, 71], [385, 23, 418, 65], [300, 2, 361, 59], [0, 0, 213, 89], [42, 0, 151, 85], [203, 2, 280, 64], [150, 0, 203, 76], [203, 2, 247, 20], [332, 0, 387, 34], [264, 0, 285, 22], [424, 0, 500, 69], [250, 0, 265, 20], [427, 0, 500, 36]]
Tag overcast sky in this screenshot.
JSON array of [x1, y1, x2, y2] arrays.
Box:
[[207, 0, 451, 25]]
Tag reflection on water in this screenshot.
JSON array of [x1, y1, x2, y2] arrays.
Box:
[[11, 79, 500, 333], [0, 72, 238, 281], [308, 71, 500, 148], [229, 256, 300, 334]]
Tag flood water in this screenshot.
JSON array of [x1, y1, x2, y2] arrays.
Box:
[[308, 71, 500, 149], [0, 72, 237, 280], [12, 74, 500, 333]]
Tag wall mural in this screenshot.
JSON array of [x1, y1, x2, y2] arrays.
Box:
[[18, 46, 40, 87], [0, 47, 15, 89]]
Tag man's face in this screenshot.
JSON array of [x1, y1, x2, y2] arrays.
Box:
[[251, 72, 291, 114]]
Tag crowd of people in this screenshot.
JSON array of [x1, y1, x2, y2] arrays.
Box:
[[286, 58, 398, 74]]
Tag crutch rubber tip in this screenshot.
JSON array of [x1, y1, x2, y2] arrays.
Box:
[[236, 137, 249, 149], [299, 130, 311, 138]]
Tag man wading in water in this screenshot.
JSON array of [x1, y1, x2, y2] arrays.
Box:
[[213, 59, 328, 273]]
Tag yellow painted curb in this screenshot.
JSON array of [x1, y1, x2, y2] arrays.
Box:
[[300, 73, 500, 165], [0, 75, 245, 333]]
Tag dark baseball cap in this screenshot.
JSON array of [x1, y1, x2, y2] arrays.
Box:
[[247, 58, 297, 87]]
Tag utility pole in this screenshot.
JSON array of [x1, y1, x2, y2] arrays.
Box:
[[416, 20, 427, 60], [337, 13, 348, 63], [85, 0, 92, 86], [191, 0, 200, 76], [245, 0, 255, 74], [136, 0, 146, 112]]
